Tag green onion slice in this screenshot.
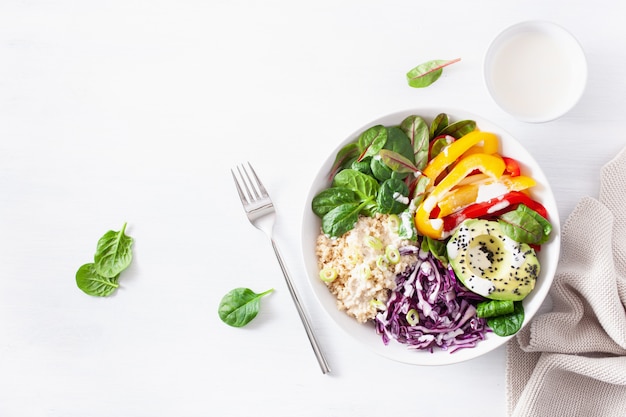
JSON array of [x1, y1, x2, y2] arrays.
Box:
[[319, 267, 337, 282], [376, 255, 389, 271], [365, 235, 383, 251], [406, 308, 419, 326], [388, 214, 401, 233], [386, 245, 400, 264], [370, 299, 387, 311]]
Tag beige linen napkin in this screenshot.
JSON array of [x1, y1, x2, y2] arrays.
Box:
[[506, 146, 626, 417]]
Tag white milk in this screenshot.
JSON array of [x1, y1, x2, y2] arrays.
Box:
[[485, 23, 586, 122]]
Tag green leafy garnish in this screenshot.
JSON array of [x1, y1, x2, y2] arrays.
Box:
[[421, 236, 448, 266], [429, 113, 449, 138], [499, 204, 553, 244], [218, 288, 274, 328], [377, 177, 409, 214], [438, 119, 476, 138], [406, 58, 461, 88], [357, 125, 388, 161], [486, 301, 525, 337], [476, 299, 515, 319], [76, 222, 134, 297], [399, 115, 430, 170]]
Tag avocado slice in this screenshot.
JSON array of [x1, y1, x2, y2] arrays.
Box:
[[446, 219, 539, 301]]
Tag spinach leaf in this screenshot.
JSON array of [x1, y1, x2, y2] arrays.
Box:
[[399, 115, 429, 169], [76, 263, 120, 297], [357, 125, 387, 161], [385, 126, 415, 162], [312, 187, 358, 218], [438, 119, 476, 139], [76, 223, 134, 297], [406, 58, 461, 88], [487, 301, 525, 337], [218, 287, 274, 328], [377, 178, 409, 214], [351, 157, 372, 176], [94, 222, 134, 278], [498, 204, 552, 244], [322, 202, 365, 237], [370, 156, 393, 182], [332, 169, 379, 201], [322, 169, 380, 236], [368, 129, 414, 182], [429, 113, 449, 138], [477, 299, 515, 319]]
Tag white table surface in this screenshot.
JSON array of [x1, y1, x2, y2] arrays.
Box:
[[1, 1, 624, 416]]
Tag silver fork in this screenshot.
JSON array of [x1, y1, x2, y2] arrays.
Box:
[[231, 162, 331, 374]]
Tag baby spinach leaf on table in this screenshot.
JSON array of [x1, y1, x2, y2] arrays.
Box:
[[76, 222, 135, 297], [406, 58, 461, 88], [477, 299, 515, 319], [377, 178, 409, 214], [487, 301, 525, 337], [429, 113, 449, 138], [94, 222, 134, 278], [399, 115, 429, 169], [312, 187, 359, 218], [498, 204, 553, 245], [76, 263, 120, 297], [218, 287, 274, 328], [438, 119, 476, 139], [357, 125, 387, 161]]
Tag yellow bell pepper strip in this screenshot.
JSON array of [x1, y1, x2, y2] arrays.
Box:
[[415, 153, 505, 239], [422, 131, 500, 182], [437, 174, 537, 218]]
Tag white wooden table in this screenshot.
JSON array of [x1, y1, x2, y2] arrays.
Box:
[[1, 1, 624, 416]]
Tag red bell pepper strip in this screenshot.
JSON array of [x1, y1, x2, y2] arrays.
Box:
[[502, 156, 521, 177], [441, 190, 549, 233]]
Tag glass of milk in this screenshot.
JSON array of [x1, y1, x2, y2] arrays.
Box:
[[484, 21, 587, 123]]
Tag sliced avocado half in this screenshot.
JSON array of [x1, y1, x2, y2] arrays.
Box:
[[446, 219, 539, 301]]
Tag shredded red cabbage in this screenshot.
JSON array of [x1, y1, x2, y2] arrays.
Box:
[[375, 245, 490, 353]]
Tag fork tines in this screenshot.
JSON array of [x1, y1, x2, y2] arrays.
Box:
[[231, 162, 268, 205]]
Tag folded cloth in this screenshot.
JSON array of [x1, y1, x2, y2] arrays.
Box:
[[506, 146, 626, 417]]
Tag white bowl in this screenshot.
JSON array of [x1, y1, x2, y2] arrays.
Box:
[[301, 108, 561, 365], [484, 20, 587, 123]]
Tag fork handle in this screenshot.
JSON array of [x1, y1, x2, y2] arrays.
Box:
[[270, 239, 331, 374]]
